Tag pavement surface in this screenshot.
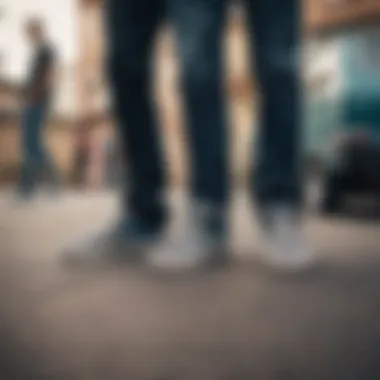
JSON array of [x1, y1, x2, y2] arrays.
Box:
[[1, 190, 380, 380]]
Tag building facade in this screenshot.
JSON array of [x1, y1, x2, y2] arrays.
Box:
[[306, 0, 380, 34], [3, 0, 379, 185], [76, 0, 380, 185]]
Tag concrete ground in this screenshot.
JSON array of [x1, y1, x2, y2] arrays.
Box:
[[1, 191, 380, 380]]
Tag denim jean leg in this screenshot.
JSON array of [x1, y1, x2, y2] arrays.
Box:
[[245, 0, 302, 207], [168, 0, 229, 207], [104, 0, 167, 228], [19, 105, 42, 194], [33, 105, 60, 188]]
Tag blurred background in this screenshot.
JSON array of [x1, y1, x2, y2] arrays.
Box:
[[1, 2, 380, 379], [1, 0, 379, 198]]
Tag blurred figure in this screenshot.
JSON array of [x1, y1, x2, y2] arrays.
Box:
[[242, 0, 312, 270], [65, 0, 227, 267], [64, 0, 169, 264], [17, 18, 59, 198], [65, 0, 312, 271], [149, 0, 313, 271]]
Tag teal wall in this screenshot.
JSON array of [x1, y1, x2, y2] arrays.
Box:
[[340, 30, 380, 131], [304, 97, 342, 162], [305, 29, 380, 160], [341, 31, 380, 94]]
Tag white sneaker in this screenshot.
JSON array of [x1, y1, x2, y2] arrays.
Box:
[[146, 202, 228, 272], [259, 206, 315, 271]]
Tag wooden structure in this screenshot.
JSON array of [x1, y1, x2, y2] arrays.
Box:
[[77, 0, 380, 118], [306, 0, 380, 35]]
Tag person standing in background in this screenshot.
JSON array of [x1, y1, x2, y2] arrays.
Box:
[[17, 18, 59, 198]]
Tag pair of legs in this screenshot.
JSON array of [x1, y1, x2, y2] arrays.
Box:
[[105, 0, 228, 231], [66, 0, 310, 270], [18, 102, 58, 197], [172, 0, 302, 206], [150, 0, 304, 269], [107, 0, 300, 218]]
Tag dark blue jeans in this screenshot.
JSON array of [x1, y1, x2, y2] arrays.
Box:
[[243, 0, 302, 207], [105, 0, 167, 228], [105, 0, 301, 227], [19, 102, 58, 195], [173, 0, 302, 207]]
